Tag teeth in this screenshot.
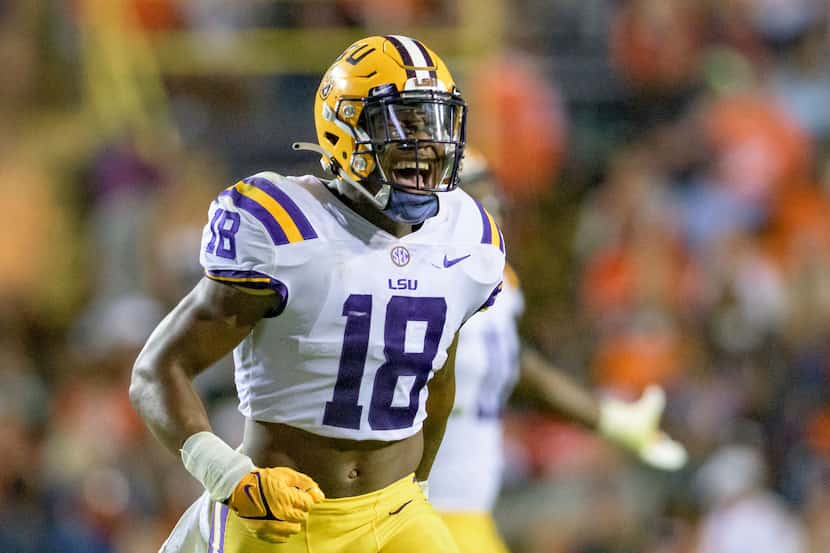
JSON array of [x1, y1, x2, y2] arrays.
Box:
[[393, 160, 431, 171]]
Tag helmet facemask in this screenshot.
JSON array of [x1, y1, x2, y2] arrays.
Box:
[[357, 89, 466, 196]]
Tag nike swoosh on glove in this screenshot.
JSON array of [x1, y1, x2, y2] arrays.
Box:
[[598, 385, 688, 471], [228, 467, 325, 543]]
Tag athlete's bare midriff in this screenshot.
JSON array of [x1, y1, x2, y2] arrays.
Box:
[[241, 418, 424, 498]]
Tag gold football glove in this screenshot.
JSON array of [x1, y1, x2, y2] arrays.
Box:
[[599, 385, 687, 471], [228, 467, 326, 543]]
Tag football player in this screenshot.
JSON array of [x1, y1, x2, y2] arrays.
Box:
[[428, 152, 687, 553], [130, 36, 504, 553]]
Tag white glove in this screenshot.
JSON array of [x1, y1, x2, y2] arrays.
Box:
[[598, 385, 687, 471]]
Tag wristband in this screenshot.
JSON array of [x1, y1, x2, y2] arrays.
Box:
[[180, 431, 254, 502]]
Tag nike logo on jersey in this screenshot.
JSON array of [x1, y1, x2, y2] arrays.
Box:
[[389, 499, 413, 515], [442, 254, 471, 268]]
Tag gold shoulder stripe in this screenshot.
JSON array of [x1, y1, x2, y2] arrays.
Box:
[[504, 263, 520, 288], [234, 181, 305, 243], [484, 209, 501, 249]]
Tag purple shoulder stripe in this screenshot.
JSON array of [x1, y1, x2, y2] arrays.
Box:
[[479, 282, 504, 311], [206, 269, 288, 318], [243, 177, 318, 240], [473, 198, 493, 245], [219, 188, 290, 245]]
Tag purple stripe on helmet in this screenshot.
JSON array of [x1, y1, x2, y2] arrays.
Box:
[[219, 188, 290, 245], [218, 503, 229, 552], [473, 199, 493, 245], [383, 35, 416, 78], [242, 177, 318, 240], [497, 226, 505, 254], [206, 269, 289, 318], [411, 39, 438, 79]]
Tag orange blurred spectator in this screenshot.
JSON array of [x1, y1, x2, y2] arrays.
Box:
[[0, 10, 90, 323], [132, 0, 184, 30], [805, 407, 830, 460], [467, 51, 567, 201], [702, 93, 812, 203], [592, 327, 685, 396], [766, 181, 830, 266], [610, 0, 704, 92], [581, 222, 702, 323], [337, 0, 442, 26]]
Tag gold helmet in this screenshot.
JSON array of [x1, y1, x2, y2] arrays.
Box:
[[297, 35, 467, 208]]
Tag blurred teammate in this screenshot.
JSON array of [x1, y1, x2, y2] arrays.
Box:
[[130, 36, 504, 553], [428, 152, 687, 553]]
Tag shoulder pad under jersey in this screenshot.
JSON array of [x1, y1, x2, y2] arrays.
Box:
[[440, 189, 506, 286], [200, 172, 320, 293]]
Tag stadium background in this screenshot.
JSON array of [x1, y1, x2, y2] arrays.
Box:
[[2, 1, 830, 551]]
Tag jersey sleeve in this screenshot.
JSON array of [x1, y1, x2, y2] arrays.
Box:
[[478, 281, 504, 312], [199, 176, 318, 315], [468, 198, 507, 314]]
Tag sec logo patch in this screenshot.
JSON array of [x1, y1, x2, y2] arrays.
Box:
[[390, 246, 410, 267]]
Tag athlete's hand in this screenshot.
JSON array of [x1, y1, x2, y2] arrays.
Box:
[[598, 385, 687, 471], [227, 467, 326, 543]]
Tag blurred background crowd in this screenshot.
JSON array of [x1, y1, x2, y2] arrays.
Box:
[[3, 0, 830, 551]]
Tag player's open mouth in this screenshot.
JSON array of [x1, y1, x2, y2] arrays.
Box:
[[391, 158, 437, 189]]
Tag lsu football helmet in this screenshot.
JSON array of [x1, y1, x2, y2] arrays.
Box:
[[294, 35, 467, 209]]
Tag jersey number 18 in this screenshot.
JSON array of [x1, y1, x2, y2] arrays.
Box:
[[323, 294, 447, 431]]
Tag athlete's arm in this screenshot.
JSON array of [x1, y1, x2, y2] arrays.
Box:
[[512, 345, 600, 429], [415, 333, 459, 482], [131, 278, 322, 543], [130, 277, 279, 454], [513, 345, 687, 470]]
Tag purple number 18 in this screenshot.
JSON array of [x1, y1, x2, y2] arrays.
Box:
[[323, 294, 448, 431], [205, 208, 240, 259]]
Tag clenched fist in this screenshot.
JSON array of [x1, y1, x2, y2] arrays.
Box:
[[228, 467, 326, 543]]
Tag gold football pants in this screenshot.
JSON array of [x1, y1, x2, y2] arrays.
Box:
[[209, 474, 460, 553], [440, 512, 510, 553]]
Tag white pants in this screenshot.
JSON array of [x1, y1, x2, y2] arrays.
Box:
[[159, 492, 212, 553]]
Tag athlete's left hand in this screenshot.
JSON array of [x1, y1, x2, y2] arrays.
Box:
[[598, 385, 687, 471], [228, 467, 325, 543]]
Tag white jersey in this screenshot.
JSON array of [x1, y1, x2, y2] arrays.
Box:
[[429, 270, 523, 512], [200, 173, 505, 442]]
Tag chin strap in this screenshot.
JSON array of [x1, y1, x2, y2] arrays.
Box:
[[292, 142, 390, 209], [291, 141, 329, 159]]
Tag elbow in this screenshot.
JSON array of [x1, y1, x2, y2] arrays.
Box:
[[129, 355, 155, 412]]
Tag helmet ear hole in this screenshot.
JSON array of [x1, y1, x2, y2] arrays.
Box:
[[324, 132, 339, 146]]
